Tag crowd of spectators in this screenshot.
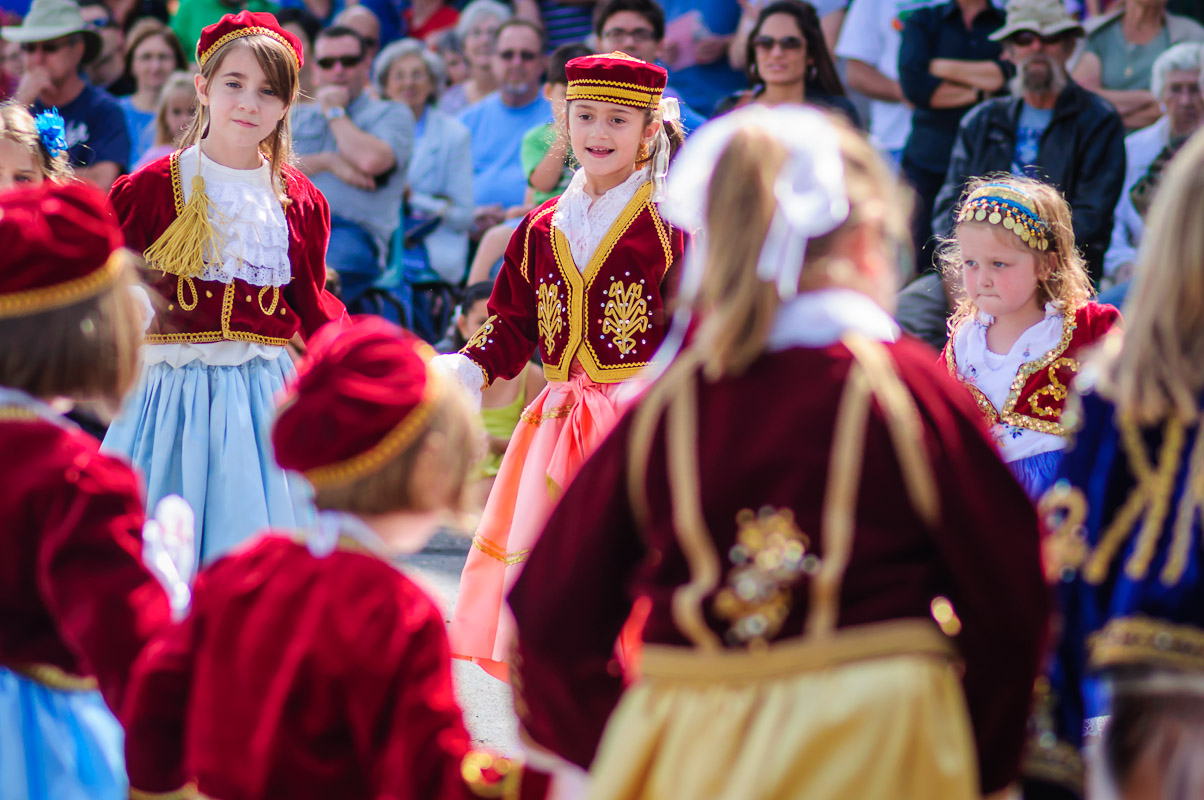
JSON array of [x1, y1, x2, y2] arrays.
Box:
[[1, 0, 1202, 341]]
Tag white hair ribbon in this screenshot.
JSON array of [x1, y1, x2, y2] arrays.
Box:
[[650, 96, 681, 204]]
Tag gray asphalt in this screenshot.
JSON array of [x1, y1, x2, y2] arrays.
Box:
[[403, 531, 520, 754]]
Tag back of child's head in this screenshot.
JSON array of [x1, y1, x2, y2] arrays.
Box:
[[0, 102, 71, 185], [273, 317, 482, 516], [153, 71, 198, 148], [460, 281, 494, 312], [1100, 132, 1204, 424], [547, 42, 591, 85], [0, 181, 143, 407], [939, 175, 1093, 331], [182, 13, 304, 198]]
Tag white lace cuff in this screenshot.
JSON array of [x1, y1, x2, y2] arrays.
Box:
[[431, 353, 484, 411]]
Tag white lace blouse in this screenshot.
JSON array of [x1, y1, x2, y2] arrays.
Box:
[[950, 302, 1067, 463], [177, 145, 291, 288], [551, 167, 650, 270]]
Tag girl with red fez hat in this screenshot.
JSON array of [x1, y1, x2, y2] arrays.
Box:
[[0, 182, 171, 799], [103, 11, 347, 567], [436, 51, 687, 682], [507, 107, 1048, 799], [121, 317, 552, 800]]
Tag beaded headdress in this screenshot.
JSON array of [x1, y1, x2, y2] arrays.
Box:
[[956, 183, 1051, 251]]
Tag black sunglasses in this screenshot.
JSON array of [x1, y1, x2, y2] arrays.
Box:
[[753, 35, 804, 51], [316, 54, 364, 69], [1009, 30, 1068, 47], [498, 49, 538, 62], [20, 37, 77, 54]]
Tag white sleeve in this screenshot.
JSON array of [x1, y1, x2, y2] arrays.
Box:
[[430, 353, 485, 412], [835, 0, 882, 63]]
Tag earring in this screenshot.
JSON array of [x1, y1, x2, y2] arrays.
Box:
[[637, 141, 651, 161]]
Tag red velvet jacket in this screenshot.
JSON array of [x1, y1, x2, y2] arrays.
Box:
[[461, 182, 685, 387], [123, 535, 544, 800], [943, 302, 1122, 437], [0, 409, 169, 713], [109, 151, 346, 347], [508, 338, 1050, 795]]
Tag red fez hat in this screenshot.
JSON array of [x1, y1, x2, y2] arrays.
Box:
[[565, 51, 668, 110], [0, 181, 124, 320], [197, 11, 303, 70], [273, 316, 440, 489]]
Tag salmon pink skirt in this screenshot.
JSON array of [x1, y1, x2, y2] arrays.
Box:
[[450, 363, 635, 681]]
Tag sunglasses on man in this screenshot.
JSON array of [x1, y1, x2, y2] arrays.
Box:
[[1009, 30, 1068, 47], [753, 35, 804, 52], [316, 54, 364, 70], [498, 49, 539, 62], [20, 37, 77, 55]]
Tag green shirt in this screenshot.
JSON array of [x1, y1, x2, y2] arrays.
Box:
[[520, 122, 573, 206], [172, 0, 279, 62], [1085, 17, 1171, 91]]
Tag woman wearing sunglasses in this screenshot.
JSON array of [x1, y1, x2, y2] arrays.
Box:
[[714, 0, 859, 126]]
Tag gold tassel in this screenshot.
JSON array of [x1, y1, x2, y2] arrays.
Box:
[[143, 174, 225, 279]]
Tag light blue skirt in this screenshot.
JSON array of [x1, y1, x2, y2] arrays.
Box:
[[0, 667, 125, 800], [103, 355, 313, 565], [1008, 449, 1063, 501]]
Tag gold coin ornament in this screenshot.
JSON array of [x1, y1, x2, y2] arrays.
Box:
[[1003, 216, 1015, 229], [975, 209, 987, 221], [989, 212, 1002, 224]]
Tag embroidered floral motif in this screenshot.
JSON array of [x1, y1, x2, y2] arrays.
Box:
[[537, 284, 563, 353], [1029, 357, 1078, 418], [602, 280, 649, 356], [713, 507, 818, 647], [1038, 480, 1090, 583], [465, 315, 496, 351]]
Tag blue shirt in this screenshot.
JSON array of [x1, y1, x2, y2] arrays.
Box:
[[658, 0, 745, 117], [1012, 103, 1053, 177], [34, 81, 130, 171], [118, 96, 156, 170], [458, 92, 552, 208]]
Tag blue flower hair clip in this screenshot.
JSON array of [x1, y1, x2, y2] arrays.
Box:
[[35, 108, 67, 158]]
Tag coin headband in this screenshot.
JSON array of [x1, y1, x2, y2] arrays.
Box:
[[957, 185, 1050, 251]]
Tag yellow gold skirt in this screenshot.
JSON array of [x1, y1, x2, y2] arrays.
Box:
[[587, 620, 979, 800]]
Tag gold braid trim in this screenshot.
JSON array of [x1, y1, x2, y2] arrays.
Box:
[[565, 84, 662, 108], [471, 534, 530, 566], [11, 663, 99, 691], [1022, 740, 1083, 795], [0, 406, 38, 421], [303, 347, 441, 490], [144, 152, 226, 281], [0, 251, 123, 319], [198, 27, 300, 68], [129, 784, 201, 800], [1089, 615, 1204, 673], [519, 404, 572, 427]]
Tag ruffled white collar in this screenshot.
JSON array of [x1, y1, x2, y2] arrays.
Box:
[[552, 167, 649, 271], [766, 288, 899, 351]]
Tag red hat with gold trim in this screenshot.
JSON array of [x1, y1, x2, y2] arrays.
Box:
[[196, 10, 303, 70], [273, 316, 440, 489], [565, 51, 667, 110], [0, 181, 125, 320]]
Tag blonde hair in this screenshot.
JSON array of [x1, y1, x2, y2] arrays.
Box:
[[692, 115, 908, 378], [0, 101, 72, 183], [0, 253, 144, 408], [312, 385, 483, 516], [939, 174, 1094, 334], [181, 35, 299, 203], [1098, 132, 1204, 424], [152, 71, 198, 147]]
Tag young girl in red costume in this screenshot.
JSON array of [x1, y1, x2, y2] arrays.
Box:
[[941, 177, 1121, 498], [122, 317, 550, 800], [104, 11, 345, 566], [436, 51, 686, 681], [0, 182, 170, 800]]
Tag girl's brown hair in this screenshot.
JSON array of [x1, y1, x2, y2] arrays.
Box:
[[181, 35, 299, 203], [938, 174, 1094, 334], [153, 71, 198, 147], [121, 19, 187, 87], [1098, 132, 1204, 424], [692, 114, 908, 377], [0, 253, 144, 408], [0, 101, 72, 183], [312, 385, 483, 516]]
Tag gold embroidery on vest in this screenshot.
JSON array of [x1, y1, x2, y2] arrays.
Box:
[[713, 507, 818, 647], [537, 283, 563, 353], [1029, 357, 1079, 418], [257, 286, 280, 316], [602, 280, 649, 356], [466, 315, 496, 350], [176, 276, 199, 311]]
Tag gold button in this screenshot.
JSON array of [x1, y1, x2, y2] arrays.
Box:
[[205, 290, 213, 298], [168, 304, 174, 311], [245, 295, 252, 302], [280, 308, 286, 315]]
